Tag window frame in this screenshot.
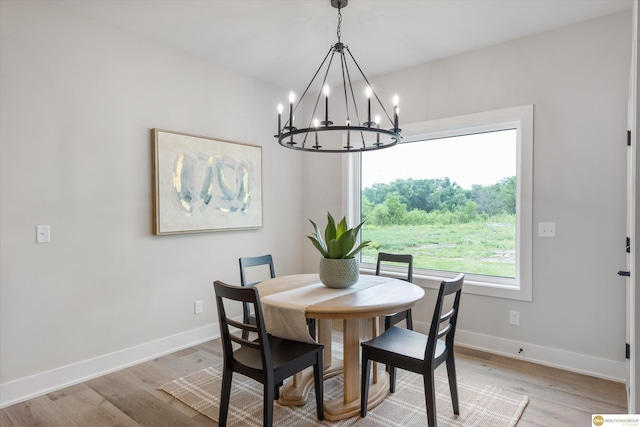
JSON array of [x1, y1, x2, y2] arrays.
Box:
[[343, 104, 533, 301]]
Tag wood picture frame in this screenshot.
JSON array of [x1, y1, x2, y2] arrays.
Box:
[[152, 129, 263, 235]]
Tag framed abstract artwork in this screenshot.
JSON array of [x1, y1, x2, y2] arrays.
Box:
[[152, 129, 263, 235]]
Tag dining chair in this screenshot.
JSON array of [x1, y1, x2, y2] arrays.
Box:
[[214, 280, 324, 427], [360, 273, 465, 427], [239, 255, 316, 340], [375, 252, 414, 330]]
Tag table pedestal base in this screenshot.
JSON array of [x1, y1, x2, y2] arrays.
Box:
[[278, 360, 343, 406], [278, 362, 389, 421], [324, 372, 389, 421]]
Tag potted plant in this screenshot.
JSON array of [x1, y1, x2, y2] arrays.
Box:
[[308, 212, 370, 288]]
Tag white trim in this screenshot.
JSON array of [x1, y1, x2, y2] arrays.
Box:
[[409, 316, 625, 381], [0, 323, 219, 408], [454, 328, 626, 383]]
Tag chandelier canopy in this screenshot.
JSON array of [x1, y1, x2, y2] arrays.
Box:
[[275, 0, 401, 153]]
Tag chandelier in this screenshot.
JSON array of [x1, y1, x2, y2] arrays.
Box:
[[275, 0, 401, 153]]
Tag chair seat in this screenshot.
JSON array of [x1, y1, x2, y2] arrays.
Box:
[[362, 326, 446, 373], [235, 335, 324, 375]]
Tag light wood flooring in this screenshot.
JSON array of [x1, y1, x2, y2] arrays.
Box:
[[0, 333, 627, 426]]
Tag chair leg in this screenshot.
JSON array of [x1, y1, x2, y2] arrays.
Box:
[[389, 366, 397, 393], [274, 381, 282, 400], [424, 373, 437, 427], [406, 309, 413, 330], [446, 355, 460, 415], [264, 382, 274, 427], [219, 368, 233, 427], [384, 315, 392, 331], [313, 352, 324, 421], [360, 353, 372, 417]]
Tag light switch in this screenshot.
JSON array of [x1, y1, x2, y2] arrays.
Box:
[[538, 222, 556, 238], [36, 225, 51, 243]]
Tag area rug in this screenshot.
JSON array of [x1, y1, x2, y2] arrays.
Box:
[[159, 355, 528, 426]]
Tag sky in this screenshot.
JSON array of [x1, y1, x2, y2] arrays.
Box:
[[361, 129, 517, 190]]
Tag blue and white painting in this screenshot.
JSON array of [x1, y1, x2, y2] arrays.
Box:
[[154, 130, 262, 234]]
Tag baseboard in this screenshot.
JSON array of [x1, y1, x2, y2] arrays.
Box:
[[2, 321, 626, 409], [453, 328, 626, 383], [0, 323, 219, 409]]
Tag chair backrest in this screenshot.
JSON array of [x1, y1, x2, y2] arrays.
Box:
[[425, 273, 465, 362], [239, 254, 276, 288], [214, 280, 272, 372], [375, 252, 414, 282]]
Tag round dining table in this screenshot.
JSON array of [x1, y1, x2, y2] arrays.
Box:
[[256, 273, 425, 421]]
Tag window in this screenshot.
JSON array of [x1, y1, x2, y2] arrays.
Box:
[[345, 105, 533, 301]]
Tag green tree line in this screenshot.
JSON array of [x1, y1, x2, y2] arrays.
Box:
[[362, 176, 515, 226]]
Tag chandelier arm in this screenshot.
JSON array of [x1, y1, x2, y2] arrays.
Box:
[[301, 49, 339, 149], [345, 46, 394, 126], [307, 50, 338, 129], [341, 51, 366, 149], [289, 46, 334, 128], [319, 51, 336, 127], [339, 48, 351, 124]]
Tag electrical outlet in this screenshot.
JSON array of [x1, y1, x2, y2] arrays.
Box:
[[509, 310, 520, 326], [194, 300, 203, 314]]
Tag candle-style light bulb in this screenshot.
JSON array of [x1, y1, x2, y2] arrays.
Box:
[[375, 114, 381, 144], [288, 91, 295, 129], [392, 95, 399, 132], [366, 86, 372, 127], [346, 119, 351, 148], [277, 103, 283, 135], [323, 85, 330, 125], [313, 118, 321, 149]]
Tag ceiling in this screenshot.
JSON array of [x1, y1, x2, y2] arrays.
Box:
[[53, 0, 632, 89]]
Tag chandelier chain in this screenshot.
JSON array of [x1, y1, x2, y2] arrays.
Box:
[[337, 7, 342, 43]]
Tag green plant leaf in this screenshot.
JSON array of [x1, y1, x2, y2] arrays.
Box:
[[309, 212, 370, 259], [346, 240, 371, 258], [327, 238, 342, 258], [307, 236, 330, 258], [351, 220, 366, 238], [336, 216, 348, 239], [337, 229, 356, 258], [308, 219, 327, 251], [325, 212, 337, 244]]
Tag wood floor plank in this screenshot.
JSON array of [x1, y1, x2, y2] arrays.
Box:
[[0, 333, 628, 426], [51, 387, 139, 427]]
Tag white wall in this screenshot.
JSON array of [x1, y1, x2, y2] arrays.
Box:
[[0, 0, 305, 406], [303, 11, 632, 380]]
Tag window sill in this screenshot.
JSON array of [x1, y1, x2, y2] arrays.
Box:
[[359, 264, 532, 302]]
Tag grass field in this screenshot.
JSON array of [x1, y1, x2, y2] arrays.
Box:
[[360, 220, 516, 278]]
